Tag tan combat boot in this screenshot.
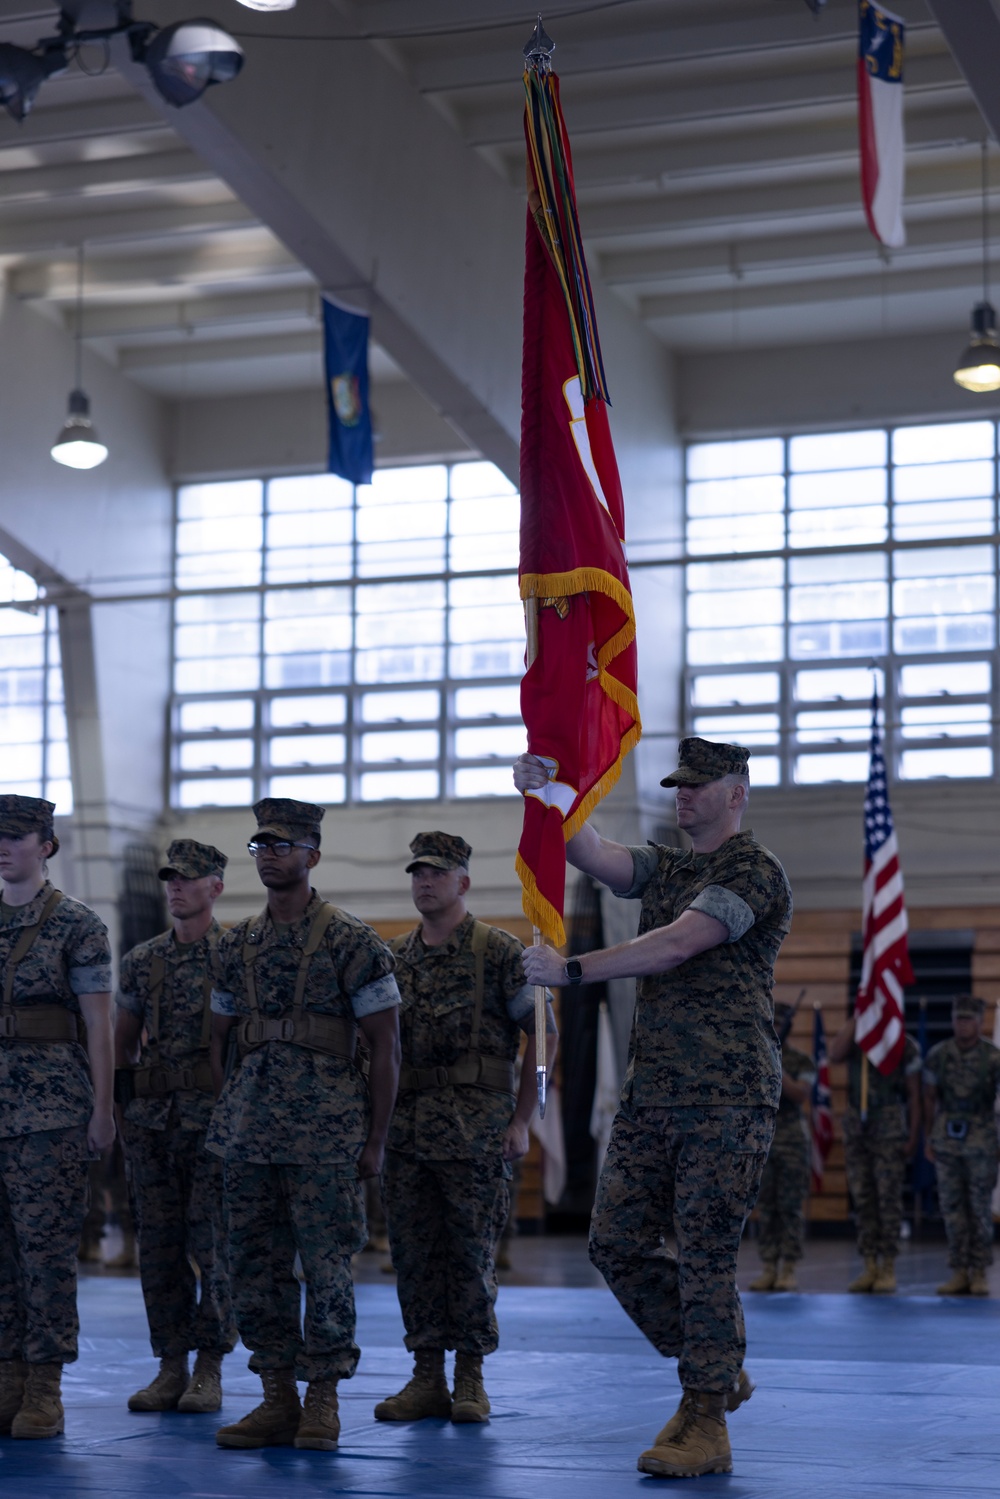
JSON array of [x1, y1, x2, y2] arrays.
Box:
[[215, 1368, 301, 1449], [968, 1269, 990, 1297], [937, 1267, 970, 1296], [774, 1260, 799, 1293], [654, 1368, 754, 1446], [872, 1257, 897, 1294], [638, 1392, 731, 1478], [450, 1351, 490, 1423], [0, 1359, 26, 1434], [11, 1363, 64, 1439], [374, 1348, 451, 1421], [294, 1378, 340, 1449], [128, 1354, 189, 1412], [848, 1257, 879, 1293], [749, 1262, 777, 1292], [177, 1351, 223, 1413]]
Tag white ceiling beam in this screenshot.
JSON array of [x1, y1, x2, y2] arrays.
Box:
[[0, 199, 254, 256], [0, 148, 213, 205], [118, 330, 321, 372], [0, 94, 161, 150], [926, 0, 1000, 146], [65, 286, 322, 339], [10, 237, 302, 299], [459, 48, 960, 148]]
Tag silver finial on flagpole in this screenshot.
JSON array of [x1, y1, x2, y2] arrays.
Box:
[[524, 15, 555, 70]]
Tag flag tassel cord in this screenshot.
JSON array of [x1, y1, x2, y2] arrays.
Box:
[[525, 594, 548, 1121]]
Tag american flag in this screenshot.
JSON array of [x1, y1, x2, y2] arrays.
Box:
[[810, 1006, 833, 1192], [855, 692, 914, 1074]]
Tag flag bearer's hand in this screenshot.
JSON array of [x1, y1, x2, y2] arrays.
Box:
[[522, 945, 567, 987], [513, 753, 550, 793]]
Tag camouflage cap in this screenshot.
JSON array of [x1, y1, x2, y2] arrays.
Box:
[[158, 838, 228, 881], [953, 995, 986, 1017], [252, 797, 324, 844], [405, 830, 472, 873], [0, 794, 59, 853], [660, 737, 751, 787]]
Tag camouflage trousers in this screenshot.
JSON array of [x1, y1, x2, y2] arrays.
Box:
[[755, 1124, 810, 1265], [934, 1146, 998, 1271], [383, 1150, 509, 1355], [224, 1160, 367, 1383], [842, 1110, 906, 1261], [0, 1126, 91, 1364], [125, 1120, 236, 1358], [589, 1102, 774, 1394]]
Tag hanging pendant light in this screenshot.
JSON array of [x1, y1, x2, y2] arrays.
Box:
[[51, 247, 108, 470], [954, 142, 1000, 394]]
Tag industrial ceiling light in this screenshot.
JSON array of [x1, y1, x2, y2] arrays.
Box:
[[51, 248, 108, 471], [136, 20, 244, 108], [0, 40, 66, 121], [234, 1, 296, 9], [954, 142, 1000, 394]]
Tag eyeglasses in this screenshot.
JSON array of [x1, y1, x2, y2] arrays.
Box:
[[246, 840, 317, 858]]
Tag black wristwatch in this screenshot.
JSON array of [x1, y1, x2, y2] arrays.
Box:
[[564, 958, 584, 985]]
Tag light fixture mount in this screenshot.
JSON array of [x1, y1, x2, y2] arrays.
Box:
[[955, 142, 1000, 393]]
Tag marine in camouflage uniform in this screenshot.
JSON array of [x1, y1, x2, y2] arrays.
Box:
[[750, 1011, 814, 1292], [832, 1021, 921, 1294], [374, 832, 557, 1425], [115, 839, 236, 1413], [519, 738, 791, 1479], [923, 997, 1000, 1296], [207, 798, 401, 1452], [0, 794, 114, 1440]]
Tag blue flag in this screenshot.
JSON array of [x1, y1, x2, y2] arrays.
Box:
[[323, 297, 373, 485]]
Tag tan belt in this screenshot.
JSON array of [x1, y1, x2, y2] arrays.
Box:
[[398, 1052, 515, 1096], [0, 1006, 83, 1043], [130, 1059, 214, 1097], [236, 1012, 359, 1061]]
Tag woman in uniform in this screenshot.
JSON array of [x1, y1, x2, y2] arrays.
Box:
[[0, 795, 114, 1439]]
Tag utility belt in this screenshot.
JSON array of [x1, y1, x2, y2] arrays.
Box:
[[0, 1005, 83, 1044], [236, 1012, 359, 1063], [116, 1059, 214, 1107], [942, 1109, 993, 1142], [398, 1051, 515, 1097]]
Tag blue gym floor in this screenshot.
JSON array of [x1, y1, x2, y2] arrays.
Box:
[[2, 1274, 998, 1497]]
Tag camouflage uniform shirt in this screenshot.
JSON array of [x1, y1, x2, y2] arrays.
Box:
[[616, 832, 792, 1109], [116, 921, 223, 1133], [924, 1037, 1000, 1154], [775, 1042, 816, 1147], [0, 881, 111, 1138], [846, 1034, 922, 1119], [207, 890, 399, 1169], [388, 912, 534, 1161]]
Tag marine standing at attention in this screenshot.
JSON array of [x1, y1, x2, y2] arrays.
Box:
[[0, 794, 114, 1440], [207, 798, 400, 1453], [749, 1003, 814, 1294], [115, 838, 237, 1414], [516, 738, 792, 1480], [374, 831, 557, 1425]]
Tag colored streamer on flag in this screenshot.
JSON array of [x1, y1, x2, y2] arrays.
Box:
[[858, 0, 906, 248], [322, 297, 373, 486], [810, 1006, 833, 1193], [516, 57, 641, 946], [855, 692, 914, 1075]]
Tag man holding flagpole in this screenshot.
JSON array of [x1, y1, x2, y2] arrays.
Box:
[[516, 736, 791, 1480]]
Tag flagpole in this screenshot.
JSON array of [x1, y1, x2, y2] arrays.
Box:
[[524, 593, 548, 1120]]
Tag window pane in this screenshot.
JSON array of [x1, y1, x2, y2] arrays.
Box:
[[686, 439, 783, 480], [789, 581, 888, 623], [178, 776, 253, 808], [3, 743, 42, 779], [454, 766, 519, 797], [450, 461, 517, 499], [796, 709, 871, 744], [454, 725, 527, 759], [894, 459, 993, 502], [175, 658, 260, 693], [268, 772, 345, 802], [749, 755, 780, 786], [893, 544, 993, 578], [893, 421, 994, 465], [687, 558, 784, 591], [269, 734, 345, 767], [179, 740, 253, 772], [688, 627, 783, 666], [361, 691, 439, 723], [175, 593, 260, 624], [0, 706, 43, 743], [900, 704, 989, 738], [360, 730, 439, 763], [177, 480, 262, 521], [270, 696, 347, 728], [894, 616, 995, 654], [692, 714, 779, 746], [789, 620, 887, 660], [179, 700, 255, 732], [795, 667, 884, 701], [899, 747, 992, 779], [789, 430, 886, 471], [892, 499, 993, 543], [898, 662, 990, 697], [268, 473, 353, 512], [691, 673, 780, 707], [360, 769, 439, 800], [687, 589, 782, 629], [454, 685, 523, 718], [175, 622, 259, 659], [794, 752, 870, 783]]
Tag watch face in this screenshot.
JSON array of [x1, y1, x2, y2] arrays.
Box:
[[565, 959, 583, 982]]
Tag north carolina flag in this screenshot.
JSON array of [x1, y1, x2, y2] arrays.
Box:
[[517, 63, 640, 947], [858, 0, 906, 249]]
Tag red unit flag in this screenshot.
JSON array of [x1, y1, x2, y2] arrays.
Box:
[[516, 56, 640, 946]]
